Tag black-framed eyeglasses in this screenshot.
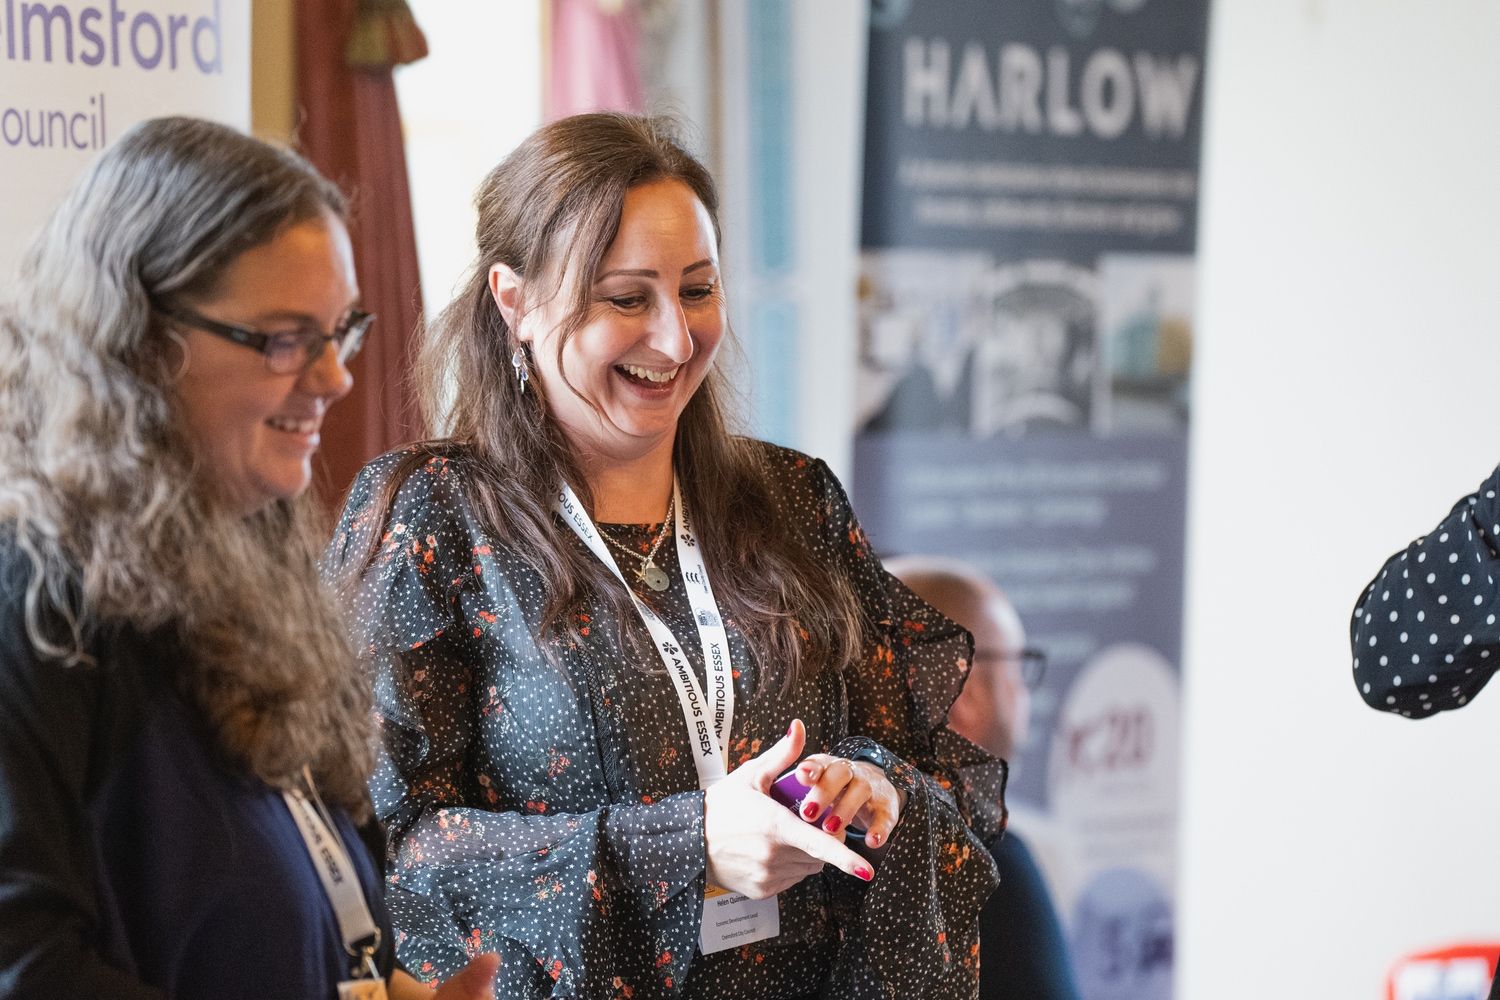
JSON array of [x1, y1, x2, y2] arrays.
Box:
[[158, 304, 374, 375], [974, 646, 1049, 690]]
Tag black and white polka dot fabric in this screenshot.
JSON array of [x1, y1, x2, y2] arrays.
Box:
[[1351, 464, 1500, 718], [326, 440, 1006, 999]]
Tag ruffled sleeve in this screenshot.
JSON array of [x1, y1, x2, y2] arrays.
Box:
[[1350, 462, 1500, 717], [328, 450, 463, 657], [326, 452, 708, 997], [800, 456, 1005, 999]]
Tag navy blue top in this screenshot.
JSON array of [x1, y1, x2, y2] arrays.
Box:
[[979, 831, 1081, 1000], [0, 536, 395, 999]]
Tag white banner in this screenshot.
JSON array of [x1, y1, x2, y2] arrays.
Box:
[[0, 0, 250, 277]]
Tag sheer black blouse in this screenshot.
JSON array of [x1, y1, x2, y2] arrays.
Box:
[[328, 440, 1005, 999]]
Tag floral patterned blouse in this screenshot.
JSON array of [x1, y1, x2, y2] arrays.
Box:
[[326, 440, 1006, 999]]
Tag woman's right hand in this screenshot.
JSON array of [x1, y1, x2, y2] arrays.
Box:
[[703, 719, 874, 899]]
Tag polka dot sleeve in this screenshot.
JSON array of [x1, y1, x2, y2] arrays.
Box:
[[803, 457, 1004, 998], [1350, 463, 1500, 718]]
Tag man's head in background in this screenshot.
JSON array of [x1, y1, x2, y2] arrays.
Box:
[[887, 556, 1033, 761]]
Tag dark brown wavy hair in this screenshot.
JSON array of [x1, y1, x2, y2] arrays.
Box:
[[0, 117, 373, 816], [356, 112, 866, 693]]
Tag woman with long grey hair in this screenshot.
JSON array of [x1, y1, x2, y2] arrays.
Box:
[[0, 117, 496, 999]]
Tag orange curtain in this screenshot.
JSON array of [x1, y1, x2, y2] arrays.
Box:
[[294, 0, 427, 506]]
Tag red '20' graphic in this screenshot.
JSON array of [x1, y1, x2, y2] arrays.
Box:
[[1064, 707, 1153, 776]]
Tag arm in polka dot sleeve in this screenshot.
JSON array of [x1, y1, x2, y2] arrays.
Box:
[[1350, 464, 1500, 718], [804, 455, 1004, 999]]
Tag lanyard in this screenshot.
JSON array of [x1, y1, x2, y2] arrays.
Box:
[[557, 476, 736, 788], [283, 767, 382, 981]]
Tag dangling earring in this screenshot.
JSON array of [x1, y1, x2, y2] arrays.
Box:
[[511, 347, 529, 393]]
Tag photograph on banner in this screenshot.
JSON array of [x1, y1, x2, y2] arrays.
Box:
[[853, 1, 1207, 997], [0, 0, 250, 277]]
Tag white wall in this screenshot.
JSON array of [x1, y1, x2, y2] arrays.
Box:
[[1180, 2, 1500, 997], [786, 0, 865, 481], [715, 0, 865, 481], [397, 4, 543, 315]]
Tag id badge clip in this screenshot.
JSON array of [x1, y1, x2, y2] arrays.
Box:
[[336, 942, 388, 999]]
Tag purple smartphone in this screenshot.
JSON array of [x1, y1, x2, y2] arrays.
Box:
[[769, 766, 870, 852]]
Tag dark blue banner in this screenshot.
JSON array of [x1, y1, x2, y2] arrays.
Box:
[[855, 2, 1208, 996]]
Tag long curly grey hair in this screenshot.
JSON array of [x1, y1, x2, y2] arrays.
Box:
[[0, 117, 373, 816]]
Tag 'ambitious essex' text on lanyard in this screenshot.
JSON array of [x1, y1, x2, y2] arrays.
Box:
[[557, 476, 736, 788], [559, 478, 780, 957]]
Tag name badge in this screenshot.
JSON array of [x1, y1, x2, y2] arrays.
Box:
[[698, 885, 780, 955], [337, 980, 389, 1000]]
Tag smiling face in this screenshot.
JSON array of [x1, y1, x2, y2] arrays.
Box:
[[171, 210, 358, 514], [500, 178, 726, 469]]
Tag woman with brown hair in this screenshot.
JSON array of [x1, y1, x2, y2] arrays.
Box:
[[0, 117, 494, 1000], [329, 112, 1005, 999]]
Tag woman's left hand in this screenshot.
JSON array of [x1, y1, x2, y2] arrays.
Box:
[[791, 754, 906, 849]]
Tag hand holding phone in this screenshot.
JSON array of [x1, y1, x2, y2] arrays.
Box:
[[768, 766, 872, 854]]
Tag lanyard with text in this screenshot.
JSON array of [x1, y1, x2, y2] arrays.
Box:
[[557, 476, 735, 788], [557, 478, 778, 956], [283, 766, 386, 997]]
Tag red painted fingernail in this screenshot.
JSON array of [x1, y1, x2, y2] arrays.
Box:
[[786, 722, 794, 737], [855, 865, 874, 882], [868, 831, 881, 847], [824, 816, 842, 833], [802, 801, 819, 820]]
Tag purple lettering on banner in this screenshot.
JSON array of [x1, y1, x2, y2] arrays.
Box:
[[69, 110, 86, 147], [1, 108, 21, 146], [130, 10, 160, 69], [193, 0, 221, 74], [166, 12, 185, 70], [0, 0, 228, 74], [97, 90, 104, 146], [21, 2, 74, 63], [24, 108, 43, 146], [46, 109, 63, 144], [78, 6, 104, 65], [109, 0, 124, 67]]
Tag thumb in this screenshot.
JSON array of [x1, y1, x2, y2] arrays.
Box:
[[739, 718, 806, 789], [435, 952, 500, 1000]]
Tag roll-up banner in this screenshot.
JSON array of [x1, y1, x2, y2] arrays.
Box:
[[0, 0, 250, 277], [855, 1, 1208, 996]]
